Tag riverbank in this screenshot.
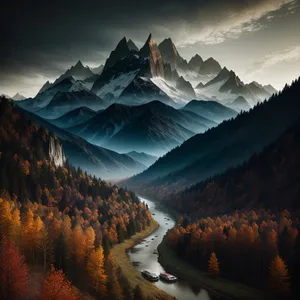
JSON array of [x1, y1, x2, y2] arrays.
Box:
[[110, 219, 174, 300], [158, 234, 269, 300]]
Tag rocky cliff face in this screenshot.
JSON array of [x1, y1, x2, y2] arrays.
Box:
[[139, 34, 165, 78], [158, 38, 188, 70], [49, 136, 65, 167]]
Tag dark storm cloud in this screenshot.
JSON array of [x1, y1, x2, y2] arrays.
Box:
[[1, 0, 298, 96]]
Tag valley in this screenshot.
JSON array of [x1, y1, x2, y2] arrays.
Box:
[[1, 13, 299, 300]]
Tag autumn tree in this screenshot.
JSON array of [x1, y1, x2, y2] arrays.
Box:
[[71, 225, 86, 266], [269, 255, 291, 297], [85, 226, 95, 259], [38, 266, 77, 300], [208, 252, 220, 277], [87, 247, 107, 297], [0, 236, 29, 299], [0, 197, 12, 237]]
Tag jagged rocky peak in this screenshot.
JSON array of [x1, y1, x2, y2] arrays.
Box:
[[199, 57, 222, 75], [127, 39, 139, 51], [49, 136, 65, 167], [176, 76, 196, 98], [219, 66, 230, 76], [37, 80, 52, 94], [164, 63, 179, 82], [188, 54, 203, 70], [158, 37, 188, 70], [74, 60, 84, 68], [91, 64, 104, 75], [139, 33, 165, 78], [264, 84, 278, 95], [104, 36, 131, 69]]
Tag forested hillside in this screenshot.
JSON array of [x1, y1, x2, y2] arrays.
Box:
[[165, 114, 300, 215], [167, 210, 300, 299], [0, 97, 154, 300], [127, 78, 300, 199]]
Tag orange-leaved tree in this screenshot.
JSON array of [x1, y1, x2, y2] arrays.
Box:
[[269, 255, 291, 296], [0, 236, 29, 299], [87, 246, 107, 297], [38, 265, 77, 300], [208, 252, 220, 277]]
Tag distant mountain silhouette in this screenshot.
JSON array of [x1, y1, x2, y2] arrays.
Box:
[[102, 108, 194, 156], [181, 100, 237, 123], [66, 100, 215, 155], [126, 151, 158, 167], [188, 54, 203, 71], [15, 105, 146, 179], [199, 57, 222, 75], [230, 96, 251, 111], [12, 93, 26, 101], [48, 106, 97, 128], [53, 60, 94, 85], [91, 64, 104, 74], [35, 90, 106, 119]]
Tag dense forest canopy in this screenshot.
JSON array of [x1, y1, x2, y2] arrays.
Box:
[[0, 97, 155, 300]]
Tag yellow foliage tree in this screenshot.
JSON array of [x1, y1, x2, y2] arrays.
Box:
[[0, 197, 13, 236], [269, 255, 291, 296], [208, 252, 220, 276], [87, 247, 107, 297], [85, 226, 95, 258], [71, 225, 86, 266]]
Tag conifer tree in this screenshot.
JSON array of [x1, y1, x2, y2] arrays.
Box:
[[269, 255, 291, 296], [208, 252, 220, 276], [87, 247, 107, 297]]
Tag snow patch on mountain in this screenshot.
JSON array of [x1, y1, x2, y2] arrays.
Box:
[[95, 70, 139, 99], [150, 77, 190, 104], [177, 69, 215, 87]]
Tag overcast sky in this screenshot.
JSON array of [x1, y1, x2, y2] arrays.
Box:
[[1, 0, 300, 97]]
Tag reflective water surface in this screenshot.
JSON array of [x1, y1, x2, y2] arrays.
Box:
[[128, 197, 211, 300]]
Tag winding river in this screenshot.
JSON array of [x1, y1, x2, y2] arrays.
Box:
[[128, 196, 211, 300]]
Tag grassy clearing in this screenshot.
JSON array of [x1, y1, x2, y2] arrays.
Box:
[[158, 236, 270, 300], [111, 220, 174, 300]]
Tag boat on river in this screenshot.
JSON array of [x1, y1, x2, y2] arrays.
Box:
[[159, 272, 177, 282], [141, 270, 159, 281]]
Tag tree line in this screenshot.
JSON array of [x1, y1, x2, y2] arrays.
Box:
[[167, 209, 300, 298]]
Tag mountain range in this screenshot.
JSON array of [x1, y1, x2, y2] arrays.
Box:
[[13, 33, 281, 180], [18, 34, 277, 120], [15, 105, 146, 179], [18, 77, 107, 118], [168, 111, 300, 215], [124, 78, 300, 198], [64, 100, 218, 155]]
